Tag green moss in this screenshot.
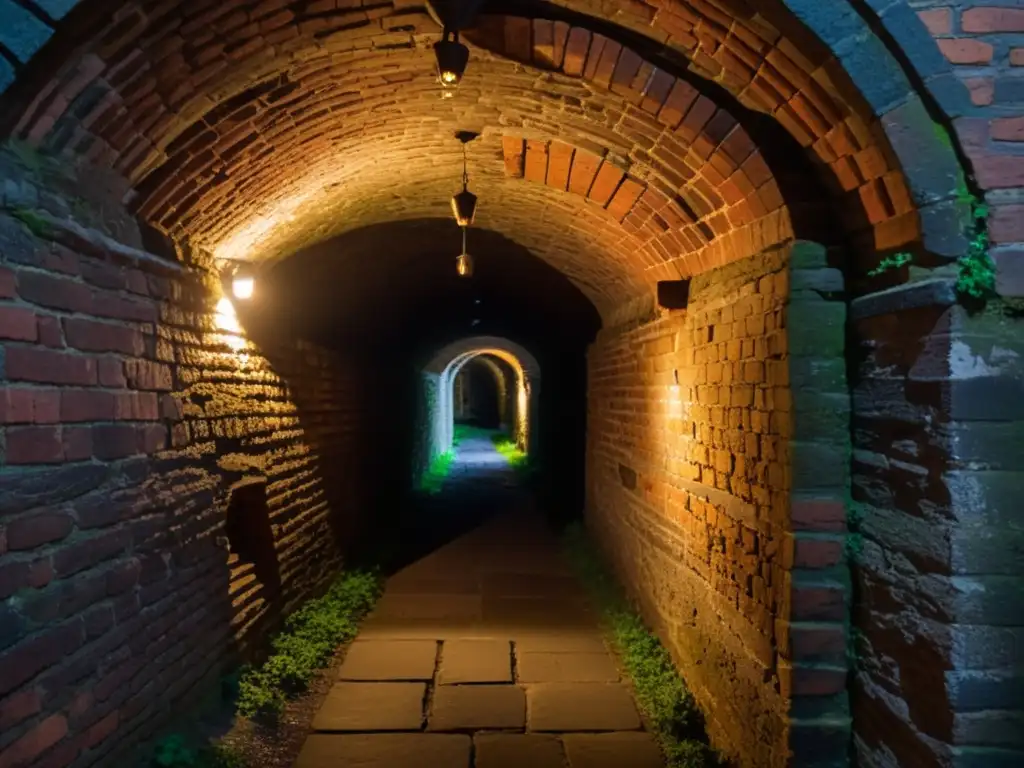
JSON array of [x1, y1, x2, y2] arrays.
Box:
[[153, 736, 247, 768], [236, 570, 381, 719], [11, 207, 54, 239], [419, 450, 455, 494], [868, 251, 912, 277], [563, 524, 721, 768]]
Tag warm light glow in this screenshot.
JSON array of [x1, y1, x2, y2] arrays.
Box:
[[440, 70, 458, 84], [456, 253, 473, 277], [232, 275, 254, 300], [214, 297, 247, 352]]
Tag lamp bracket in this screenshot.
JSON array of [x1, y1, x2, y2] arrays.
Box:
[[454, 130, 479, 144]]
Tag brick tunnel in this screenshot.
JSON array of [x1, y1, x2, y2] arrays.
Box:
[[0, 1, 1022, 767]]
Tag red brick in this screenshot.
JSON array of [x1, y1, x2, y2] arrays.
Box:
[[0, 713, 68, 767], [63, 318, 143, 354], [990, 204, 1024, 243], [1012, 48, 1024, 66], [98, 357, 126, 388], [4, 347, 98, 386], [994, 249, 1024, 297], [114, 392, 160, 420], [962, 7, 1024, 33], [0, 688, 41, 731], [781, 664, 847, 698], [0, 562, 29, 600], [63, 426, 94, 461], [0, 267, 15, 299], [563, 27, 590, 76], [588, 161, 625, 206], [992, 117, 1024, 142], [53, 530, 127, 577], [794, 536, 844, 569], [789, 624, 847, 664], [6, 512, 74, 550], [124, 359, 173, 390], [0, 623, 84, 696], [5, 426, 65, 465], [0, 306, 37, 341], [139, 424, 167, 453], [524, 140, 548, 183], [917, 8, 952, 35], [61, 390, 116, 422], [964, 77, 994, 106], [792, 499, 847, 532], [568, 150, 603, 197], [546, 141, 574, 191], [92, 424, 142, 459], [974, 155, 1024, 189], [84, 711, 118, 749], [936, 38, 993, 64], [791, 585, 846, 621], [16, 271, 92, 313], [0, 389, 35, 424], [37, 315, 64, 347]]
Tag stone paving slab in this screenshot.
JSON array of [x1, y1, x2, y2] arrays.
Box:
[[482, 596, 597, 628], [482, 571, 587, 598], [371, 593, 482, 621], [385, 575, 481, 595], [312, 683, 426, 732], [562, 732, 666, 767], [338, 639, 438, 680], [473, 733, 566, 768], [428, 684, 526, 731], [517, 651, 620, 683], [513, 633, 608, 654], [295, 733, 471, 768], [527, 683, 642, 732], [438, 639, 512, 684]]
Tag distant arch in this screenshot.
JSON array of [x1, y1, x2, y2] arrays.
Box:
[[423, 336, 541, 461]]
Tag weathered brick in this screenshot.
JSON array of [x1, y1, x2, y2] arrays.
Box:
[[6, 512, 75, 550], [0, 713, 68, 767], [5, 426, 65, 464], [0, 306, 38, 341], [962, 8, 1024, 33], [61, 389, 116, 422], [63, 317, 143, 355], [936, 38, 994, 65], [4, 347, 97, 386]]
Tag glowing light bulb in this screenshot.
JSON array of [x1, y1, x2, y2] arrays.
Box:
[[232, 275, 254, 300], [440, 70, 458, 84], [456, 253, 473, 277]]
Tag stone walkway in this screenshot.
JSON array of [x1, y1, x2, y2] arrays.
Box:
[[294, 507, 665, 767]]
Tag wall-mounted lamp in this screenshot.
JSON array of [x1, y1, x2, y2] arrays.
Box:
[[221, 261, 256, 300], [435, 28, 469, 90]]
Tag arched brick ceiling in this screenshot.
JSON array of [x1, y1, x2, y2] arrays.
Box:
[[2, 0, 919, 313]]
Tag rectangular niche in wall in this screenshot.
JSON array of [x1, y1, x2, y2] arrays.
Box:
[[657, 279, 691, 309], [225, 476, 281, 605]]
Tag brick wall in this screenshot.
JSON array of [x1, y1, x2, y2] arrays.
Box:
[[0, 154, 371, 767], [586, 244, 794, 766]]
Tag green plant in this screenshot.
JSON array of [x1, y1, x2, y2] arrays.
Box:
[[236, 570, 380, 719], [868, 251, 912, 277], [563, 524, 720, 768], [490, 433, 528, 468], [154, 734, 196, 767], [419, 450, 454, 494], [956, 190, 995, 299], [11, 207, 54, 239]]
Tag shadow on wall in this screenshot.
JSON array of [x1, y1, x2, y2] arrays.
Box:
[[0, 149, 403, 768]]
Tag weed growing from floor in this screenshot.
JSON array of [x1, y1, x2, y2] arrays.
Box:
[[236, 570, 381, 718], [420, 450, 455, 494], [490, 432, 538, 482], [563, 523, 721, 768], [153, 736, 247, 768]]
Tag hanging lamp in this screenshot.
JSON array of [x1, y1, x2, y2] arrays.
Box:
[[456, 227, 473, 278], [450, 135, 477, 226]]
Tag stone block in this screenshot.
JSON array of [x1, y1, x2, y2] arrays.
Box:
[[438, 640, 512, 684], [562, 732, 665, 767], [0, 0, 53, 63], [790, 241, 829, 269], [793, 392, 851, 442], [338, 640, 438, 681], [792, 441, 850, 491], [473, 734, 565, 768], [947, 670, 1024, 712], [789, 303, 845, 357], [312, 683, 426, 732], [516, 651, 620, 683], [526, 683, 641, 731], [428, 685, 525, 731], [294, 734, 471, 768]]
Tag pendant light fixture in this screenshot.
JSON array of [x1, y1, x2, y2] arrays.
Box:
[[456, 227, 473, 277], [435, 27, 469, 91], [451, 132, 478, 227]]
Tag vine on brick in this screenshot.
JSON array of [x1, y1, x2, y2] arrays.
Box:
[[956, 182, 995, 300]]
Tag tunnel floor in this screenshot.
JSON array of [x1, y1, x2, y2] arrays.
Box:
[[294, 508, 665, 768]]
